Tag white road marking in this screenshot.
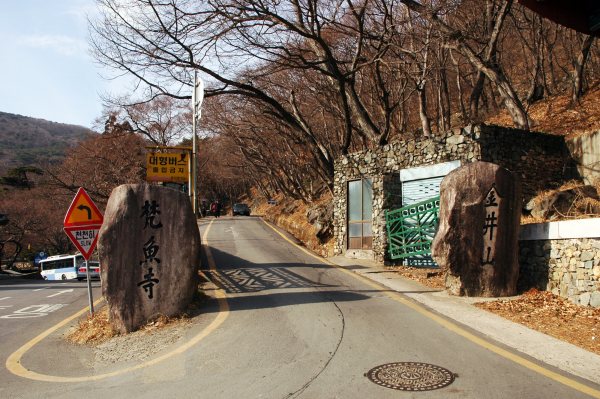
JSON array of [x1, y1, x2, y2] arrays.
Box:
[[0, 304, 67, 318], [33, 287, 49, 291], [0, 298, 13, 311], [47, 289, 74, 298]]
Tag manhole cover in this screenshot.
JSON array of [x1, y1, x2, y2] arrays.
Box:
[[366, 362, 455, 391]]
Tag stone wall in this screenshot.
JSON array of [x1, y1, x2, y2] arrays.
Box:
[[334, 123, 570, 263], [477, 126, 568, 199], [519, 239, 600, 307], [518, 218, 600, 308]]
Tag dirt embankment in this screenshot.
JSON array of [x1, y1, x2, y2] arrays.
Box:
[[249, 192, 335, 258]]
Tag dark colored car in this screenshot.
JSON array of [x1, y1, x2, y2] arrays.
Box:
[[77, 261, 101, 280], [233, 203, 250, 216]]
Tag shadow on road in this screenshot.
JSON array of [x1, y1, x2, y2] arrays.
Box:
[[202, 246, 371, 312]]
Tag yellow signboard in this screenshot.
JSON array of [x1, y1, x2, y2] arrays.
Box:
[[146, 153, 189, 182]]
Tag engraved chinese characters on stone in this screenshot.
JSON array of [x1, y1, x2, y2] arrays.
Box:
[[140, 236, 161, 265], [137, 267, 159, 299], [482, 184, 501, 267], [141, 200, 163, 229], [139, 201, 163, 299]]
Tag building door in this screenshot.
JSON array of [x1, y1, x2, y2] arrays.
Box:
[[348, 178, 373, 250]]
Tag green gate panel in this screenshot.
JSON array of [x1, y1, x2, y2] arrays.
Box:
[[385, 196, 440, 260]]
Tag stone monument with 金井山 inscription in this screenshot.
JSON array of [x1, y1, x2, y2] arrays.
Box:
[[432, 162, 521, 297], [97, 184, 201, 333]]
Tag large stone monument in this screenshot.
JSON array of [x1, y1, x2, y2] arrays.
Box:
[[432, 162, 521, 297], [97, 184, 201, 333]]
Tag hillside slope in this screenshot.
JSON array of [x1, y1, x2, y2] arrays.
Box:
[[487, 81, 600, 137], [0, 112, 95, 169]]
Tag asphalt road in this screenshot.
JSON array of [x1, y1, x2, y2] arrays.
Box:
[[1, 216, 599, 398], [0, 279, 102, 339]]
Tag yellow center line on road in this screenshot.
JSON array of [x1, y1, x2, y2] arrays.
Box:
[[6, 219, 229, 382], [260, 217, 600, 398]]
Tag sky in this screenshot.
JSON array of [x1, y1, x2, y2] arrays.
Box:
[[0, 0, 127, 129]]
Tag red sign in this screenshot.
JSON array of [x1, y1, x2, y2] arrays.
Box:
[[64, 188, 104, 227], [63, 188, 103, 260], [64, 226, 101, 260]]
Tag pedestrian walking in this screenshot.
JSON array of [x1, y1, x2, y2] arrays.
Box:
[[212, 201, 221, 218]]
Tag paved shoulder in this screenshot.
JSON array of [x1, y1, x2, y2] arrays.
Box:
[[328, 255, 600, 385]]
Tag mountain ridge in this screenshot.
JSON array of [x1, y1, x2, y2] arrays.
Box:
[[0, 111, 96, 171]]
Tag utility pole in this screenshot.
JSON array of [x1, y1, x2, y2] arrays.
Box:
[[192, 71, 204, 217]]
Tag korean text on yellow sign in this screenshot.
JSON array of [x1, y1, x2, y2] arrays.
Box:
[[146, 153, 189, 182]]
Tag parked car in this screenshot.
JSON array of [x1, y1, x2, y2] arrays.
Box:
[[233, 203, 250, 216], [77, 261, 101, 280]]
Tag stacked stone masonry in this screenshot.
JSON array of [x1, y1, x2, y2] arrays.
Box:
[[334, 123, 570, 264], [519, 238, 600, 308]]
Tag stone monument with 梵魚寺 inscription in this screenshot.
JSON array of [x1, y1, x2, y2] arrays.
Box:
[[432, 162, 521, 297], [97, 184, 201, 333]]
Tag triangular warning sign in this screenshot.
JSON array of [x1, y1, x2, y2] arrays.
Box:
[[64, 226, 101, 260], [64, 188, 104, 227]]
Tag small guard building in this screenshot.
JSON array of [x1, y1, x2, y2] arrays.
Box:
[[332, 123, 572, 265]]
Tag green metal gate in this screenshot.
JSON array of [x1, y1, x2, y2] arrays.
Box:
[[385, 196, 440, 260]]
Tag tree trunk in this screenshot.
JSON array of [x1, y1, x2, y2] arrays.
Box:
[[493, 69, 531, 129], [440, 68, 451, 130], [525, 54, 542, 106], [451, 53, 468, 124], [5, 242, 22, 271], [572, 35, 595, 104], [470, 70, 486, 122], [486, 81, 499, 111], [417, 81, 432, 137]]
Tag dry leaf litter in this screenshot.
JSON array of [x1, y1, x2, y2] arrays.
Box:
[[475, 288, 600, 355], [67, 302, 200, 364]]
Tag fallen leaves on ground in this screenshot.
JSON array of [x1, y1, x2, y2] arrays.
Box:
[[67, 306, 119, 346], [475, 288, 600, 355], [67, 290, 209, 346], [486, 81, 600, 137], [394, 267, 445, 289]]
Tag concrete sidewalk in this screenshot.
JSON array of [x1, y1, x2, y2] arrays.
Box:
[[328, 255, 600, 385]]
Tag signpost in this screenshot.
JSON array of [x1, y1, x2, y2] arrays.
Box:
[[192, 72, 204, 218], [64, 188, 104, 315]]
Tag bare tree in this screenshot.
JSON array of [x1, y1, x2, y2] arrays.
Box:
[[571, 34, 596, 104], [398, 0, 531, 129], [123, 97, 191, 146]]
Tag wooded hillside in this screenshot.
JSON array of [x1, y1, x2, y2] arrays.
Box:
[[0, 112, 95, 169]]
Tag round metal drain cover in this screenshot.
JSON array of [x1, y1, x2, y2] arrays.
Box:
[[366, 362, 455, 391]]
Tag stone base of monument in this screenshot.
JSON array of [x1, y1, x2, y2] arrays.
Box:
[[98, 184, 202, 333], [432, 162, 521, 297]]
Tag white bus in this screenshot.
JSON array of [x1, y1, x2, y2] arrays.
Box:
[[40, 254, 84, 281]]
